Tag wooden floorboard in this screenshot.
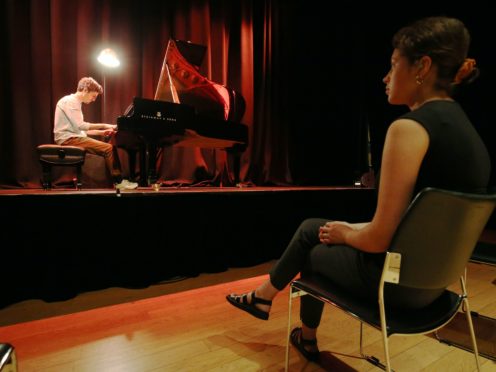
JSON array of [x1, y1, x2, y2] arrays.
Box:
[[0, 261, 495, 371]]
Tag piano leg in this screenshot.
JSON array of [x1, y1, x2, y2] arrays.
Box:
[[232, 153, 241, 185], [138, 147, 147, 186], [227, 145, 245, 186], [113, 132, 149, 186], [120, 147, 147, 186], [146, 143, 159, 186], [127, 149, 137, 182]]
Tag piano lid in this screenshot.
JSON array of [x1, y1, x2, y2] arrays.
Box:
[[154, 39, 230, 121], [174, 40, 206, 70]]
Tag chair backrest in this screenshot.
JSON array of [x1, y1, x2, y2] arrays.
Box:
[[389, 187, 496, 289]]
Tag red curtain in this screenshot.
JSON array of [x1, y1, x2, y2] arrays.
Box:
[[4, 2, 492, 189], [0, 0, 293, 187]]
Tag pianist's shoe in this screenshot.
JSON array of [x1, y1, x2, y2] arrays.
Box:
[[115, 179, 139, 190]]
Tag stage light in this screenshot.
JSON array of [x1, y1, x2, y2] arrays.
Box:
[[97, 48, 120, 68], [97, 48, 120, 122]]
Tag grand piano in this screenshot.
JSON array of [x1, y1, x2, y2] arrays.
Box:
[[115, 39, 248, 186]]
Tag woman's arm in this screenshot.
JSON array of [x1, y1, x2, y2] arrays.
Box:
[[320, 119, 429, 252]]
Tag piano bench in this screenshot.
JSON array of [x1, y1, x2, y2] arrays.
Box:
[[36, 144, 86, 190]]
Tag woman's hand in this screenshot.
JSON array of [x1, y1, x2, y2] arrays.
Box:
[[318, 221, 353, 245]]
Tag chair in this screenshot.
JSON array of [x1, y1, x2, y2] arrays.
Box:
[[37, 144, 86, 190], [0, 343, 17, 372], [285, 188, 496, 372]]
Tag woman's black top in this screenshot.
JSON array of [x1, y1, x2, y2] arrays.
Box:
[[400, 100, 490, 195]]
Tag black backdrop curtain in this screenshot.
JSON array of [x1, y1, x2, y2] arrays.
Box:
[[1, 1, 495, 188]]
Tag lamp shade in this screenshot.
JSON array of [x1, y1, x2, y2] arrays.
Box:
[[97, 48, 120, 68]]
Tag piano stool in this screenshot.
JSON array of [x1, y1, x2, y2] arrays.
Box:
[[36, 144, 86, 190], [0, 343, 17, 372]]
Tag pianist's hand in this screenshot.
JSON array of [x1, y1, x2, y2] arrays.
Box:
[[103, 129, 116, 137]]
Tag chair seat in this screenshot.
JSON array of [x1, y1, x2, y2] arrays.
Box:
[[292, 275, 462, 336]]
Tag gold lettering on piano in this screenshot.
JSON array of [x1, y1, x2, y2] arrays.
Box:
[[140, 114, 177, 122]]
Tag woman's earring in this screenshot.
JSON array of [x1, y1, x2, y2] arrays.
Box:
[[415, 75, 424, 85]]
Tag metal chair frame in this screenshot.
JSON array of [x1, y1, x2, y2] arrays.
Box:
[[0, 343, 17, 372]]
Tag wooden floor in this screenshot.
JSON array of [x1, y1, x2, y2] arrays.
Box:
[[0, 260, 495, 371]]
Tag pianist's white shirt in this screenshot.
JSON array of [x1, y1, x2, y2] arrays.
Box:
[[54, 94, 92, 144]]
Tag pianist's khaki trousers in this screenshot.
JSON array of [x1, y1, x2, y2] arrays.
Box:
[[61, 136, 122, 182]]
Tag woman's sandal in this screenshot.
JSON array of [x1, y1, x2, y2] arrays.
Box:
[[290, 327, 320, 362], [226, 290, 272, 320]]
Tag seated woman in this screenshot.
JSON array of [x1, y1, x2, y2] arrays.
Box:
[[226, 16, 491, 362]]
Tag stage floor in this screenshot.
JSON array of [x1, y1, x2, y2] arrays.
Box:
[[0, 185, 370, 196]]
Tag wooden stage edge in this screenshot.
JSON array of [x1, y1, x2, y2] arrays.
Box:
[[0, 185, 372, 196], [1, 184, 378, 311]]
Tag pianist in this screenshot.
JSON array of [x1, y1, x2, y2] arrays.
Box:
[[53, 77, 138, 190]]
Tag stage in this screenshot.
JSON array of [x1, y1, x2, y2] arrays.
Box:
[[1, 186, 376, 309]]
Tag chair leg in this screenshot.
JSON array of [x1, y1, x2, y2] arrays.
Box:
[[379, 297, 392, 372], [285, 285, 294, 372], [359, 322, 365, 356], [76, 165, 83, 190], [10, 348, 17, 372], [380, 326, 392, 372], [464, 306, 481, 371], [41, 164, 52, 190], [359, 322, 389, 371], [461, 276, 481, 371], [286, 285, 311, 370]]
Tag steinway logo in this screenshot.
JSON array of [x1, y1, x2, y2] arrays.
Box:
[[140, 113, 177, 122]]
